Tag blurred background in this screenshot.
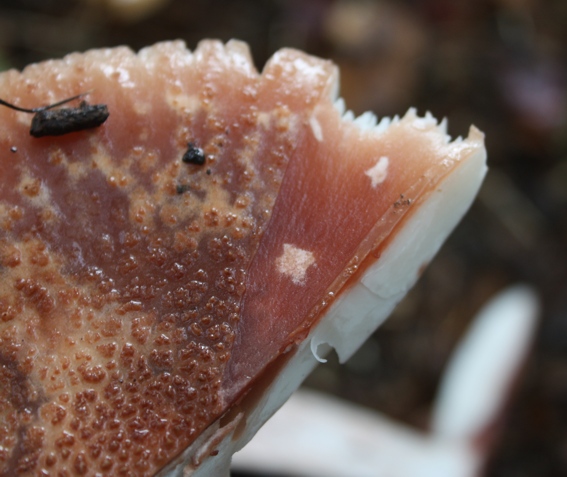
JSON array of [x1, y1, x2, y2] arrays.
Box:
[[0, 0, 565, 475]]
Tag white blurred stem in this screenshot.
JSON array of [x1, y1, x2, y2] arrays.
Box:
[[432, 285, 539, 442]]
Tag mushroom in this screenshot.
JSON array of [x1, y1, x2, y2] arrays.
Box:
[[0, 40, 486, 476]]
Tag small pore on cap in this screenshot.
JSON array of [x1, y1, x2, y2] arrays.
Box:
[[276, 244, 316, 285], [365, 156, 389, 188]]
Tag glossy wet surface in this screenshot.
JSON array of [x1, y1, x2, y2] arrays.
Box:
[[0, 40, 483, 476]]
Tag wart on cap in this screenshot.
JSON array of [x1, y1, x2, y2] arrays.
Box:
[[276, 244, 316, 285], [365, 156, 389, 188]]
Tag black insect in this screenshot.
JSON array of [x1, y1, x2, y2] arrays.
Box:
[[0, 92, 109, 137], [182, 142, 206, 165], [30, 102, 109, 137]]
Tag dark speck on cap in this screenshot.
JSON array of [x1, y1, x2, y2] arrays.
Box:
[[182, 143, 206, 165]]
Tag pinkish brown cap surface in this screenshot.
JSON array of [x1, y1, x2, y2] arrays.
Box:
[[0, 40, 486, 476]]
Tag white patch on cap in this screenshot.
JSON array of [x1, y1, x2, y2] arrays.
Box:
[[309, 115, 323, 142], [277, 244, 316, 285], [365, 156, 389, 188]]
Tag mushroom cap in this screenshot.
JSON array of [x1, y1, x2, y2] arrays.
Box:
[[0, 40, 486, 476]]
